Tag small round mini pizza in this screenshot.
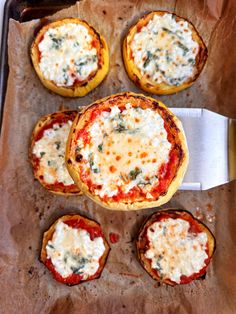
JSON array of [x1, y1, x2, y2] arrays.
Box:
[[29, 110, 81, 195], [137, 209, 216, 286], [66, 92, 188, 210], [123, 11, 207, 95], [31, 18, 109, 97], [41, 214, 110, 285]]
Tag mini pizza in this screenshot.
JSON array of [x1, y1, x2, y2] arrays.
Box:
[[137, 209, 216, 286], [123, 11, 207, 95], [40, 214, 110, 285], [31, 18, 109, 97], [29, 110, 81, 195], [66, 92, 188, 210]]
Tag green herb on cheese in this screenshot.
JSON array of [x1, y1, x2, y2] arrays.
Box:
[[98, 143, 103, 152], [93, 168, 100, 174], [55, 141, 61, 150], [88, 153, 94, 168], [47, 243, 54, 249], [51, 36, 64, 49], [143, 51, 154, 68], [88, 153, 100, 173], [129, 168, 142, 180], [162, 27, 174, 35], [75, 146, 82, 153], [155, 255, 164, 278], [114, 123, 127, 133], [176, 41, 189, 56], [70, 256, 89, 275], [163, 226, 167, 236], [188, 58, 195, 65]]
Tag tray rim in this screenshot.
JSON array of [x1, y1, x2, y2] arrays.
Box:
[[0, 0, 77, 133]]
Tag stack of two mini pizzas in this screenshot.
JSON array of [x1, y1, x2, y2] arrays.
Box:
[[30, 12, 215, 286]]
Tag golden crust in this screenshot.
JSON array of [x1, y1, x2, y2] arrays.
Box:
[[66, 92, 189, 211], [123, 11, 207, 95], [136, 209, 216, 286], [40, 214, 110, 285], [31, 18, 109, 97], [29, 110, 82, 195]]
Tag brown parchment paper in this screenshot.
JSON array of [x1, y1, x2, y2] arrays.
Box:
[[1, 0, 236, 313]]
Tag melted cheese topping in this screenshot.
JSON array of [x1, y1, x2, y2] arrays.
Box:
[[77, 103, 171, 198], [33, 121, 74, 186], [145, 218, 208, 283], [131, 13, 199, 86], [38, 23, 98, 86], [46, 221, 105, 279]]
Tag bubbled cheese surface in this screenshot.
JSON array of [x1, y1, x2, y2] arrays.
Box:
[[33, 121, 74, 186], [145, 218, 208, 283], [46, 221, 105, 279], [38, 23, 98, 86], [130, 13, 199, 86], [77, 103, 172, 198]]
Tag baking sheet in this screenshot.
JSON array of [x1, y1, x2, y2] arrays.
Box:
[[1, 0, 236, 313]]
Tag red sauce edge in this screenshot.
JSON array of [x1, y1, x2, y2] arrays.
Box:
[[64, 219, 103, 240], [35, 116, 72, 142]]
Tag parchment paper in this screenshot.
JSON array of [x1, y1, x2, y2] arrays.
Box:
[[1, 0, 236, 313]]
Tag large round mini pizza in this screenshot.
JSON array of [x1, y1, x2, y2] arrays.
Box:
[[66, 92, 189, 210]]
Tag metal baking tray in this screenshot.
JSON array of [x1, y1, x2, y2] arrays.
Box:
[[0, 0, 77, 129]]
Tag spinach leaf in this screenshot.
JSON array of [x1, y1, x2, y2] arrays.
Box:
[[143, 51, 153, 68], [93, 168, 100, 174], [88, 153, 94, 169], [88, 153, 100, 173], [114, 123, 127, 133], [162, 27, 174, 35], [163, 226, 167, 236], [98, 143, 103, 152], [47, 243, 54, 249], [70, 256, 90, 275], [51, 37, 63, 49], [176, 42, 189, 56], [129, 168, 142, 180], [155, 255, 163, 274], [75, 146, 82, 153], [55, 141, 61, 150], [188, 58, 195, 65]]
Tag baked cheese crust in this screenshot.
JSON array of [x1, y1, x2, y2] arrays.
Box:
[[66, 92, 188, 210], [31, 18, 109, 97], [137, 209, 216, 286], [123, 11, 207, 95], [40, 214, 110, 285], [29, 110, 81, 195]]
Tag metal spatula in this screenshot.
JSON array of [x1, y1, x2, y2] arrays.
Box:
[[171, 108, 236, 190]]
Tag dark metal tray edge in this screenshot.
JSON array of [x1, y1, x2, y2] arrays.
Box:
[[0, 0, 77, 133]]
